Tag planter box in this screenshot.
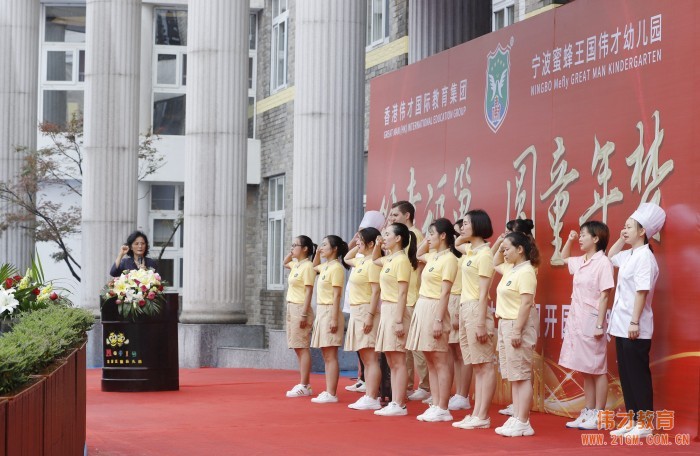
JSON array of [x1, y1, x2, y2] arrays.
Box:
[[75, 343, 87, 454], [1, 378, 45, 456], [1, 399, 6, 456], [101, 294, 179, 392], [38, 355, 77, 455]]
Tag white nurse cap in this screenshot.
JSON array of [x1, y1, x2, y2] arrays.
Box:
[[360, 210, 385, 230], [630, 202, 666, 238]]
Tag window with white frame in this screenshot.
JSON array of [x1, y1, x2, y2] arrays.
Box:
[[41, 5, 86, 130], [366, 0, 389, 48], [153, 8, 187, 135], [493, 0, 515, 31], [270, 0, 288, 92], [267, 175, 285, 290], [149, 184, 184, 292], [248, 12, 258, 138]]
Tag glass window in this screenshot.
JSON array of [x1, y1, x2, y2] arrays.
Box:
[[45, 6, 86, 43], [157, 258, 175, 286], [151, 185, 176, 210], [153, 93, 186, 136], [249, 13, 257, 50], [157, 54, 177, 85], [42, 90, 83, 127], [366, 0, 389, 47], [153, 219, 175, 247], [267, 175, 285, 289], [46, 51, 73, 82], [181, 54, 187, 86], [493, 1, 515, 31], [155, 9, 187, 46], [271, 4, 288, 91]]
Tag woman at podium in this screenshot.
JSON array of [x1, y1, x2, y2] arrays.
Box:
[[110, 230, 158, 277]]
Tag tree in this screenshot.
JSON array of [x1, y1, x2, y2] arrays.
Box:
[[0, 113, 165, 281]]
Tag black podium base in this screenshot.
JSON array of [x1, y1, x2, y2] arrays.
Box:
[[101, 294, 179, 392]]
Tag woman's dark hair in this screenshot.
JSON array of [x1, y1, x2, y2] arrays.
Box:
[[465, 209, 494, 239], [126, 231, 150, 258], [580, 221, 610, 252], [296, 235, 317, 259], [429, 218, 462, 258], [505, 231, 540, 267], [511, 218, 535, 237], [632, 219, 653, 252], [506, 220, 515, 231], [325, 235, 350, 269], [358, 227, 381, 250], [389, 223, 418, 269]]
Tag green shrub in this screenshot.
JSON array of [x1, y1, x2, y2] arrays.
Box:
[[0, 306, 94, 395]]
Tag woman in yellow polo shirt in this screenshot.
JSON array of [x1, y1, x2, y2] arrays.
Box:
[[372, 222, 417, 416], [493, 231, 540, 437], [283, 235, 318, 398], [310, 235, 350, 404], [408, 218, 460, 422], [453, 209, 497, 430], [344, 227, 382, 411]]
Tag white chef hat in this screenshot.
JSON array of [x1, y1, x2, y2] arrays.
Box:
[[360, 210, 385, 230], [630, 202, 666, 238]]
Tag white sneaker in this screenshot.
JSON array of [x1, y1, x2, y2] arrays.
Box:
[[578, 409, 599, 430], [408, 388, 431, 401], [498, 403, 514, 416], [417, 405, 437, 421], [348, 395, 381, 410], [345, 379, 366, 393], [374, 401, 408, 416], [422, 395, 433, 405], [448, 394, 471, 411], [285, 384, 312, 398], [495, 417, 516, 435], [452, 415, 474, 429], [626, 423, 653, 437], [311, 391, 338, 403], [610, 420, 636, 437], [501, 418, 535, 437], [566, 408, 589, 428], [454, 416, 491, 429], [423, 407, 453, 422]]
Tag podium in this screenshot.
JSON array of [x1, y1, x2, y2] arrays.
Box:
[[101, 293, 179, 392]]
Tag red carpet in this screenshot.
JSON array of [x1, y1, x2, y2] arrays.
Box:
[[86, 368, 697, 455]]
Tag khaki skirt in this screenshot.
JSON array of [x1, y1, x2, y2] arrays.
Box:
[[448, 294, 461, 344], [345, 303, 381, 351], [286, 302, 315, 349], [375, 300, 410, 353], [406, 296, 450, 352], [310, 304, 345, 348]]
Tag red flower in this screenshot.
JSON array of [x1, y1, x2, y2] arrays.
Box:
[[158, 285, 164, 291], [108, 291, 115, 296], [32, 288, 40, 295], [4, 278, 12, 289], [138, 300, 146, 307], [50, 292, 58, 301], [12, 275, 21, 282], [115, 299, 122, 305], [141, 285, 147, 292], [147, 292, 155, 300]]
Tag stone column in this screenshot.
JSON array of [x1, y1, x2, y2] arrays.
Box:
[[0, 0, 40, 269], [81, 0, 141, 315], [179, 0, 248, 324], [293, 0, 366, 243], [408, 0, 492, 64]]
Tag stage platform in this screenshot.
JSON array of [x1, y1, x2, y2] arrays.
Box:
[[86, 368, 697, 455]]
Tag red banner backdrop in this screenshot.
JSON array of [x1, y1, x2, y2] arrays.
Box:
[[368, 0, 699, 436]]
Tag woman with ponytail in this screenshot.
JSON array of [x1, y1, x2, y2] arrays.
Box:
[[283, 235, 318, 398], [493, 231, 540, 437], [310, 235, 350, 404], [408, 218, 461, 422], [372, 223, 417, 416]]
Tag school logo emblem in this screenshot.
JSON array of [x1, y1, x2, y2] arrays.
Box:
[[385, 268, 390, 273], [466, 260, 473, 267], [485, 38, 513, 133], [322, 275, 326, 280], [428, 267, 434, 272], [357, 269, 363, 273], [506, 280, 512, 286], [294, 273, 299, 278]]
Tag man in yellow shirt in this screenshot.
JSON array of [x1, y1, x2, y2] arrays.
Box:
[[389, 200, 430, 402]]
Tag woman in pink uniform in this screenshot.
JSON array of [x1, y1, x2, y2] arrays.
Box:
[[559, 221, 615, 430]]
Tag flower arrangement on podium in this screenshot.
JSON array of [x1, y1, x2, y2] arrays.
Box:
[[102, 268, 166, 320], [0, 260, 70, 320]]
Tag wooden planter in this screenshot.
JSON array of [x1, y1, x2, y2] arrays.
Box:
[[1, 399, 6, 456], [2, 377, 45, 456]]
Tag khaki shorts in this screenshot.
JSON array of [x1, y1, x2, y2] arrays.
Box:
[[310, 304, 345, 348], [406, 296, 450, 353], [345, 303, 380, 351], [448, 294, 461, 344], [459, 300, 497, 365], [497, 307, 539, 381], [286, 302, 314, 349], [375, 301, 410, 353]]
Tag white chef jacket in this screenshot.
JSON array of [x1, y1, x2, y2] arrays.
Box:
[[607, 244, 659, 339]]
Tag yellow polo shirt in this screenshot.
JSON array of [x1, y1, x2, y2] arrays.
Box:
[[317, 260, 345, 305], [419, 251, 458, 299], [460, 243, 494, 302], [347, 256, 380, 305], [451, 256, 464, 296], [286, 259, 316, 304], [495, 261, 537, 319], [379, 252, 412, 303]]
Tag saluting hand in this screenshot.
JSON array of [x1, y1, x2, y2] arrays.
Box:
[[568, 230, 578, 241]]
